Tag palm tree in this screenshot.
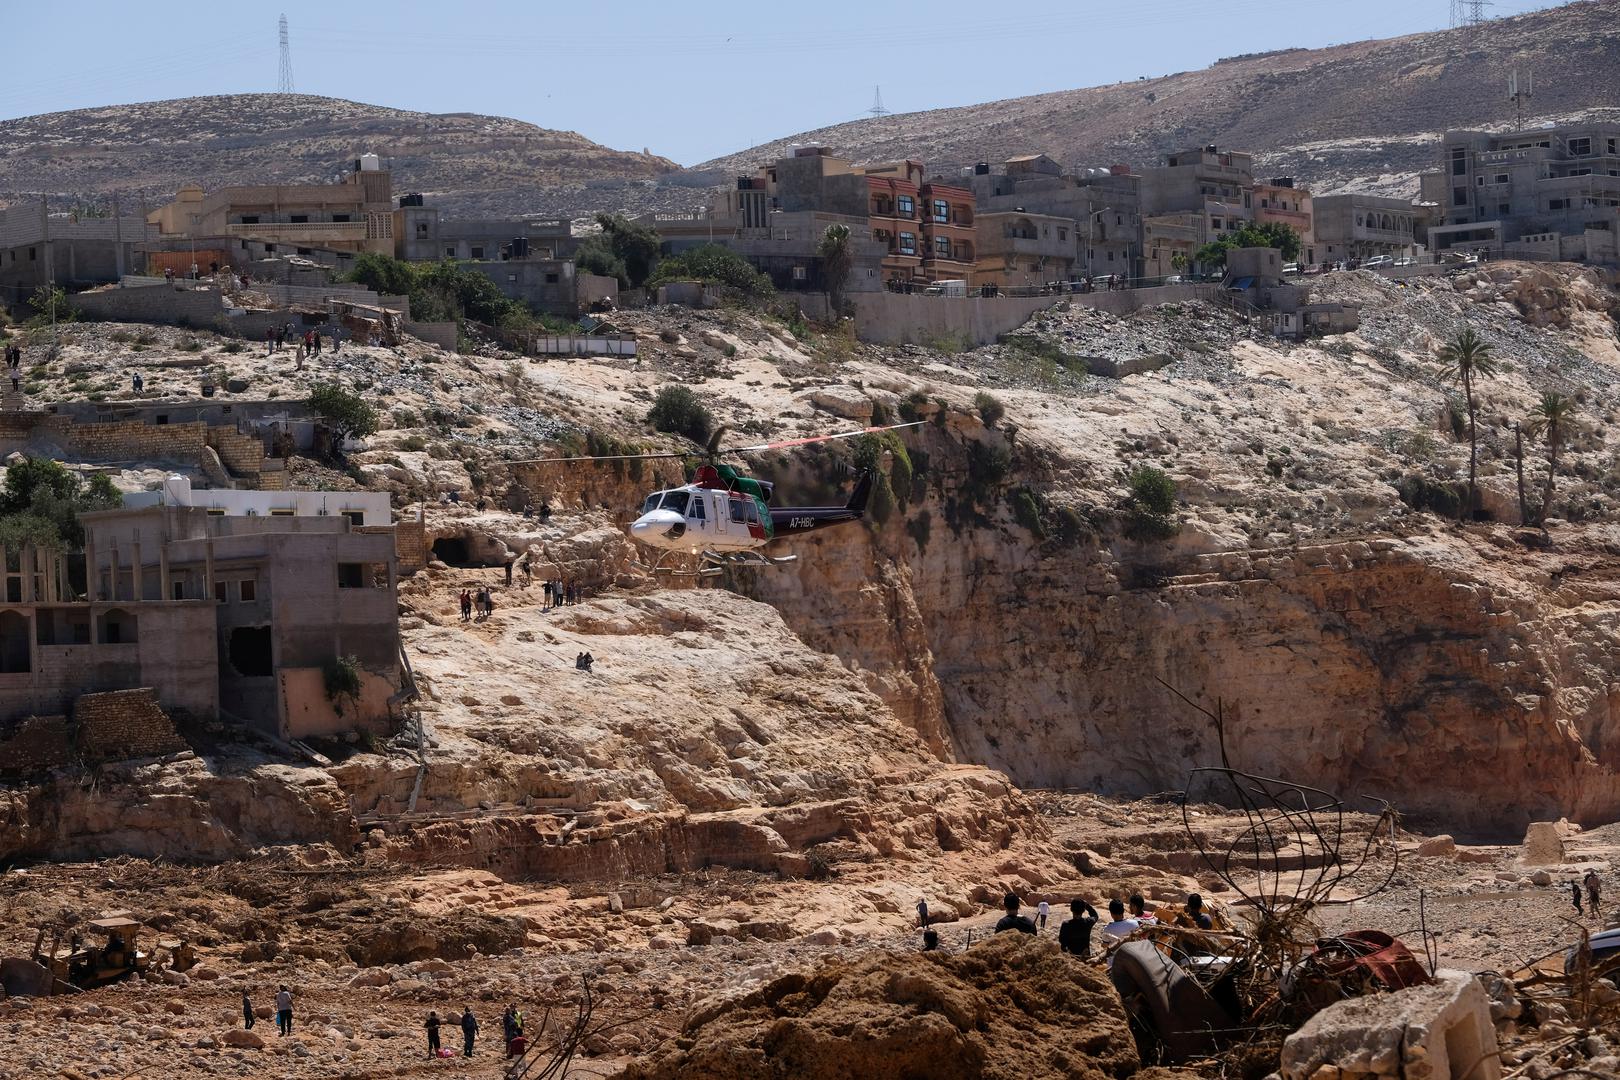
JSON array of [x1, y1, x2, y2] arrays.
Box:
[[1524, 390, 1577, 527], [1436, 327, 1498, 519], [817, 224, 854, 317]]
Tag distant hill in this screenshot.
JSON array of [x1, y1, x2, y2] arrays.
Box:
[[0, 94, 677, 220], [685, 0, 1620, 198]]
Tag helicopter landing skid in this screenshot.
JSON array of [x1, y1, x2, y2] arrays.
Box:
[[701, 550, 798, 569], [642, 553, 725, 579]]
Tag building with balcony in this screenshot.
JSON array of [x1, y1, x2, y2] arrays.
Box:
[[919, 179, 975, 283], [863, 160, 927, 283], [973, 211, 1075, 287], [1141, 146, 1255, 252], [146, 155, 396, 258], [1252, 178, 1315, 264], [1311, 194, 1422, 262], [954, 156, 1141, 279], [1420, 125, 1620, 265]]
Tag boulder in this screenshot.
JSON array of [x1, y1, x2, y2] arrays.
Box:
[[1280, 970, 1499, 1080], [1522, 821, 1565, 865], [1415, 835, 1456, 859], [222, 1028, 266, 1049]]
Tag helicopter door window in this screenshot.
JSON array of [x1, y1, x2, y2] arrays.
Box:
[[659, 491, 689, 515], [689, 498, 706, 522], [729, 498, 747, 524]]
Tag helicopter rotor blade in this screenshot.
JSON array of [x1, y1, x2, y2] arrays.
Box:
[[723, 420, 926, 455]]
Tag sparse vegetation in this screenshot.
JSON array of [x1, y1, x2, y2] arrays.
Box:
[[308, 383, 380, 444], [1121, 464, 1179, 542], [646, 244, 774, 299], [974, 392, 1006, 428], [1525, 389, 1578, 527], [646, 386, 714, 444]]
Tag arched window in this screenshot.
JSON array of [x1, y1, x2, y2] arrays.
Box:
[[100, 608, 138, 645]]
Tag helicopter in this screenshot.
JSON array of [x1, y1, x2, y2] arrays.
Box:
[[515, 420, 924, 576]]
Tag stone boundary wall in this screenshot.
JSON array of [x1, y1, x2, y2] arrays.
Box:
[[391, 519, 428, 574], [404, 321, 458, 350], [0, 689, 185, 775], [0, 412, 264, 485], [73, 284, 225, 326]]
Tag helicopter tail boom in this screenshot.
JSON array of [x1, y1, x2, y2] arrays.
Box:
[[766, 471, 874, 537]]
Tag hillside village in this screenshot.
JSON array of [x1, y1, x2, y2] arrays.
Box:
[[3, 7, 1620, 1080]]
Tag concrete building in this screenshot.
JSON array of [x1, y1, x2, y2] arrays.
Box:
[[862, 160, 928, 282], [1141, 146, 1255, 252], [955, 157, 1141, 280], [1420, 124, 1620, 265], [393, 197, 575, 263], [973, 210, 1076, 287], [122, 475, 391, 526], [1311, 194, 1422, 262], [0, 201, 158, 303], [1252, 178, 1316, 264], [457, 258, 617, 318], [79, 482, 401, 738], [147, 155, 396, 258]]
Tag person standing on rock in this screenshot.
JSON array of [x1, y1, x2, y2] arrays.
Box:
[[460, 1005, 479, 1057], [241, 990, 255, 1029], [1059, 898, 1099, 957], [1586, 869, 1603, 917], [459, 589, 472, 622], [425, 1010, 441, 1057], [274, 984, 293, 1036], [1037, 899, 1050, 933], [541, 579, 552, 610], [994, 893, 1036, 935], [916, 897, 929, 929], [1572, 880, 1585, 916]]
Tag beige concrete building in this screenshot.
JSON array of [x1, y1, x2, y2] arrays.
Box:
[[1311, 194, 1422, 262], [1140, 146, 1255, 248], [1252, 178, 1315, 264], [972, 210, 1076, 287], [147, 155, 395, 258]]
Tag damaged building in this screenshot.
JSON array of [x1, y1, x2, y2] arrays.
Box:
[[0, 477, 402, 751]]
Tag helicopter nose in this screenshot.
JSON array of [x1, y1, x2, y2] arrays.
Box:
[[631, 510, 685, 546]]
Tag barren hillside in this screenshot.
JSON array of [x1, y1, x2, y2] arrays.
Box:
[[0, 93, 676, 219], [690, 0, 1620, 196]]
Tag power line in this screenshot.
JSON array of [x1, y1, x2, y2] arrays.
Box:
[[278, 13, 295, 94]]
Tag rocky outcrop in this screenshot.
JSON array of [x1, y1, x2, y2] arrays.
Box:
[[616, 933, 1139, 1080]]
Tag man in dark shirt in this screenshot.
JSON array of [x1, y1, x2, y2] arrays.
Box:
[[993, 892, 1037, 935], [1059, 898, 1100, 957], [1184, 893, 1214, 931]]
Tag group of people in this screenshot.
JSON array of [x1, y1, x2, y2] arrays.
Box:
[[1571, 869, 1604, 916], [543, 578, 581, 609], [422, 1003, 528, 1059], [459, 587, 497, 622], [264, 323, 341, 361], [922, 889, 1212, 960], [241, 985, 296, 1037], [5, 343, 21, 393]]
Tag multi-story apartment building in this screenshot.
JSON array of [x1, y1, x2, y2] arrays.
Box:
[[1140, 146, 1255, 260], [863, 161, 926, 282], [1420, 124, 1620, 265], [1252, 178, 1315, 264], [147, 155, 396, 258], [972, 210, 1076, 287], [1311, 194, 1422, 262], [956, 155, 1141, 279]]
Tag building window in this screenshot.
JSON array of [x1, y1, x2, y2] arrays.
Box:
[[1212, 218, 1223, 230], [1499, 203, 1511, 215], [932, 199, 948, 223], [27, 247, 35, 261], [445, 246, 456, 257], [238, 579, 257, 603], [897, 195, 914, 217], [213, 580, 227, 601], [1494, 173, 1509, 184], [289, 215, 308, 224], [1451, 150, 1467, 176], [470, 247, 484, 259], [205, 507, 225, 516], [1452, 188, 1468, 206], [934, 237, 951, 257], [332, 214, 351, 223], [899, 232, 916, 255], [338, 563, 366, 589], [343, 511, 365, 527], [269, 508, 295, 517], [545, 272, 559, 283], [1058, 228, 1067, 241], [1548, 199, 1567, 210], [172, 581, 185, 600], [240, 215, 260, 225], [1570, 138, 1591, 156]]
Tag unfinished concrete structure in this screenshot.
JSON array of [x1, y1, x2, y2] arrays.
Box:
[[0, 200, 158, 302], [1141, 146, 1255, 262], [66, 495, 405, 738], [393, 197, 575, 263], [1420, 124, 1620, 265], [955, 156, 1141, 280], [972, 210, 1077, 288], [1252, 177, 1315, 264]]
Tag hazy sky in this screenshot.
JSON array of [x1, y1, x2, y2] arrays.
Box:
[[1, 0, 1569, 166]]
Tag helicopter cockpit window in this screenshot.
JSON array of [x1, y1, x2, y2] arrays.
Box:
[[660, 491, 690, 515], [642, 492, 664, 514], [744, 501, 760, 525], [729, 498, 747, 523]]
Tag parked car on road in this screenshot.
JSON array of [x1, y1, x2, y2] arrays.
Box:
[[1363, 255, 1394, 269]]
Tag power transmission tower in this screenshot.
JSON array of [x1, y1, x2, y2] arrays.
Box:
[[1450, 0, 1492, 28], [278, 14, 296, 93], [867, 86, 891, 119]]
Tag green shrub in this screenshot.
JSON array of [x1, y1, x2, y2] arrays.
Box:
[[964, 441, 1011, 506], [308, 383, 380, 443], [974, 391, 1006, 427], [648, 245, 774, 298], [1121, 465, 1179, 542], [1009, 487, 1046, 538], [400, 435, 428, 452], [647, 385, 713, 443], [222, 340, 244, 354], [1395, 472, 1466, 518], [322, 654, 363, 717]]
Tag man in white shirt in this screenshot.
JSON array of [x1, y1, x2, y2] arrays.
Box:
[[1101, 898, 1140, 943], [1036, 899, 1050, 932]]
